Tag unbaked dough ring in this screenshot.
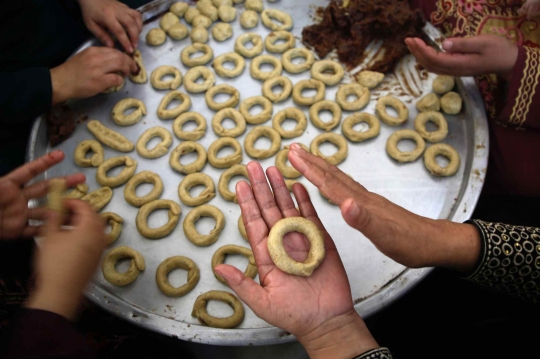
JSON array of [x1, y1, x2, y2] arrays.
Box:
[[282, 48, 314, 74], [96, 156, 137, 188], [341, 113, 380, 142], [178, 173, 216, 206], [205, 84, 240, 111], [111, 98, 146, 126], [212, 108, 246, 137], [157, 91, 192, 119], [181, 43, 214, 67], [150, 66, 182, 90], [267, 217, 325, 276], [169, 141, 207, 174], [310, 60, 344, 86], [218, 164, 248, 202], [265, 31, 295, 53], [212, 52, 245, 78], [292, 79, 325, 106], [244, 126, 281, 159], [124, 171, 164, 207], [432, 75, 455, 94], [101, 212, 123, 245], [74, 140, 104, 167], [136, 199, 181, 239], [156, 256, 200, 297], [440, 91, 462, 115], [184, 66, 215, 93], [414, 111, 449, 143], [309, 100, 342, 131], [212, 245, 257, 284], [146, 28, 166, 46], [385, 129, 426, 163], [238, 215, 248, 241], [173, 112, 207, 141], [191, 290, 245, 328], [250, 55, 282, 81], [310, 133, 348, 165], [81, 187, 113, 212], [234, 33, 263, 58], [416, 93, 440, 112], [183, 204, 225, 246], [375, 95, 409, 126], [262, 76, 292, 103], [261, 9, 293, 31], [275, 144, 309, 178], [208, 137, 243, 168], [129, 50, 148, 84], [335, 83, 370, 111], [239, 96, 273, 124], [136, 126, 173, 159], [272, 108, 307, 139], [102, 246, 145, 286], [423, 143, 460, 177], [87, 120, 134, 152]]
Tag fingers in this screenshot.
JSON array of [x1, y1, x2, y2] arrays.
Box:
[[101, 49, 136, 76], [62, 199, 101, 229], [28, 207, 47, 221], [22, 225, 40, 238], [441, 36, 483, 54], [266, 166, 299, 218], [104, 16, 134, 53], [23, 173, 86, 200], [87, 21, 114, 47], [6, 151, 65, 186], [340, 198, 377, 239], [129, 9, 143, 32], [100, 73, 124, 91], [119, 11, 141, 49], [246, 162, 283, 228]]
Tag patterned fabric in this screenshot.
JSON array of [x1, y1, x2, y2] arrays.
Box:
[[466, 219, 540, 303], [353, 347, 393, 358]]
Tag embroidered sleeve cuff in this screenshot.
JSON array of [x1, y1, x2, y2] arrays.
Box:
[[352, 347, 393, 358]]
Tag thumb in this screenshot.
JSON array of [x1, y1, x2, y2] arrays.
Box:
[[340, 198, 373, 234], [442, 37, 484, 54]]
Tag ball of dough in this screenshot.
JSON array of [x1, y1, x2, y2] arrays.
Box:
[[170, 2, 188, 16], [191, 26, 209, 43], [146, 28, 166, 46], [198, 2, 218, 21], [213, 0, 232, 6], [440, 91, 463, 115], [160, 12, 179, 31], [356, 70, 384, 89], [240, 10, 258, 28], [167, 23, 189, 40], [416, 93, 440, 112], [212, 22, 233, 41], [185, 7, 201, 23], [245, 0, 263, 12], [218, 5, 237, 22], [432, 75, 455, 94], [192, 14, 213, 28]]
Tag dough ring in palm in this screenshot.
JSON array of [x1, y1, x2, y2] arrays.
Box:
[[267, 217, 325, 276], [157, 91, 192, 119], [218, 164, 248, 202], [64, 183, 89, 199], [136, 199, 181, 239], [240, 96, 273, 124], [74, 140, 104, 167], [292, 79, 325, 106], [183, 204, 225, 246], [234, 32, 263, 58], [250, 55, 282, 81], [205, 84, 240, 111], [208, 137, 243, 168], [244, 126, 281, 159], [424, 143, 460, 177], [136, 126, 173, 159], [156, 256, 200, 297], [173, 112, 207, 141], [124, 171, 164, 207], [309, 100, 342, 132], [129, 50, 147, 84], [212, 108, 246, 137], [265, 31, 295, 53], [81, 187, 113, 212], [310, 133, 348, 165], [414, 111, 448, 143], [282, 48, 314, 74], [184, 66, 215, 93], [111, 98, 146, 126], [238, 215, 248, 241], [440, 91, 462, 115], [191, 290, 245, 328], [275, 144, 308, 178], [102, 246, 145, 286], [272, 108, 307, 139], [96, 156, 137, 188], [150, 66, 182, 90], [87, 120, 134, 152], [385, 129, 426, 163], [212, 245, 257, 284], [432, 75, 455, 94], [169, 141, 207, 174], [310, 60, 344, 86], [212, 52, 245, 78], [342, 113, 380, 142], [335, 83, 370, 111], [375, 96, 409, 126], [262, 76, 292, 103], [181, 43, 214, 67], [261, 9, 293, 31], [101, 212, 123, 245], [178, 173, 216, 206], [146, 28, 166, 46]]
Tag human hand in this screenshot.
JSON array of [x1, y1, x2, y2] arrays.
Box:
[[0, 151, 85, 240], [50, 46, 137, 104], [405, 34, 518, 81], [78, 0, 143, 53], [27, 199, 106, 320], [287, 143, 481, 273], [214, 162, 378, 359]]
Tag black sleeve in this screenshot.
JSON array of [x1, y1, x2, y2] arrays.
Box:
[[353, 347, 393, 358]]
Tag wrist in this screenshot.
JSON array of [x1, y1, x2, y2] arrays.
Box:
[[26, 282, 81, 321], [298, 310, 379, 359], [50, 66, 72, 105]]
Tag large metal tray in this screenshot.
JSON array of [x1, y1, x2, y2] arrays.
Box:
[[27, 0, 489, 346]]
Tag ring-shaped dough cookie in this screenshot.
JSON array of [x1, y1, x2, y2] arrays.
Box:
[[101, 212, 123, 245], [212, 245, 257, 284], [136, 126, 173, 159], [414, 111, 449, 143], [178, 173, 216, 206], [207, 137, 243, 168], [310, 133, 348, 165], [212, 108, 246, 137], [275, 144, 308, 178], [267, 217, 325, 276], [212, 52, 246, 78], [341, 113, 380, 142], [238, 215, 248, 241], [282, 48, 314, 74], [183, 204, 225, 246], [156, 256, 200, 297], [191, 290, 245, 328], [157, 91, 192, 119], [385, 129, 426, 163], [146, 28, 166, 46], [96, 156, 138, 188], [111, 98, 146, 126], [184, 66, 215, 93], [262, 76, 292, 103], [81, 187, 113, 212], [234, 33, 263, 58], [218, 164, 248, 202], [272, 108, 307, 139], [212, 22, 233, 41], [169, 141, 207, 174], [102, 246, 145, 286], [173, 112, 207, 141], [335, 83, 370, 111], [239, 96, 273, 124], [250, 55, 282, 81], [181, 43, 214, 67], [205, 84, 240, 111], [124, 171, 164, 207], [423, 143, 460, 177], [74, 140, 104, 167], [87, 120, 134, 152], [309, 100, 342, 132], [265, 31, 296, 53], [261, 9, 293, 31], [310, 60, 344, 86], [136, 199, 181, 239], [244, 126, 281, 159], [150, 66, 182, 90], [375, 95, 409, 126], [292, 79, 325, 106]]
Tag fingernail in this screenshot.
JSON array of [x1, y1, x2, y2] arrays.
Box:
[[214, 266, 230, 282], [106, 41, 113, 47], [442, 40, 453, 51], [290, 143, 303, 153], [128, 46, 134, 53]]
